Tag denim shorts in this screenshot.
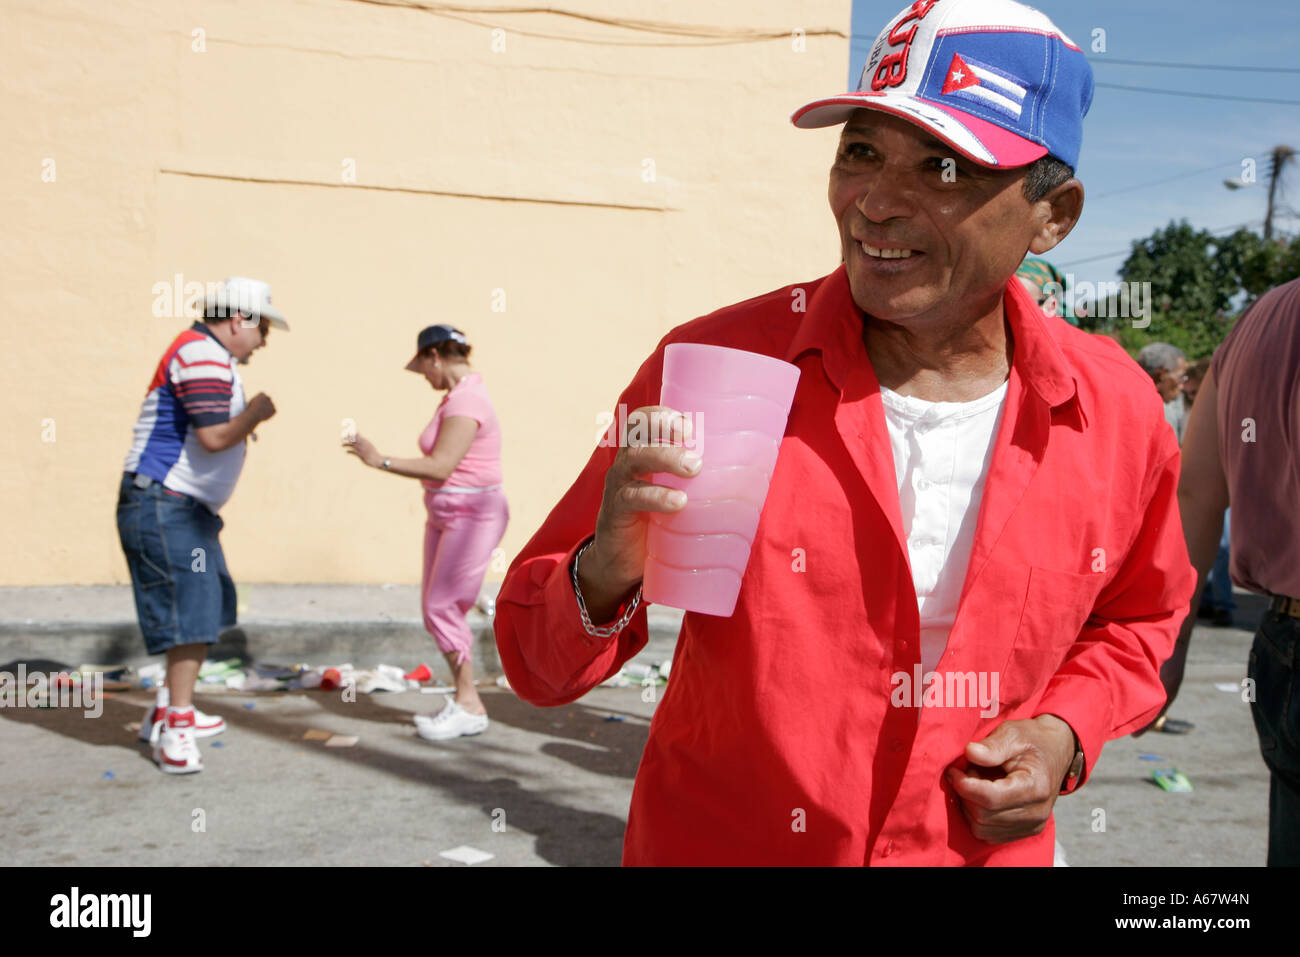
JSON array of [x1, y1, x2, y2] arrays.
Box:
[[115, 474, 236, 655]]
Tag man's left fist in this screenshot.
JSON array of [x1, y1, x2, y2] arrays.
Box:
[[945, 714, 1078, 844]]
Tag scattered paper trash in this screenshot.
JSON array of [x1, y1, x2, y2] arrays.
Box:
[[1152, 768, 1193, 792], [210, 741, 225, 748], [238, 675, 284, 692], [125, 722, 141, 733], [423, 687, 454, 695], [1138, 753, 1165, 761], [1214, 682, 1241, 693], [354, 665, 408, 694], [601, 663, 668, 688], [439, 845, 494, 865], [303, 729, 333, 741], [199, 658, 244, 684], [243, 702, 255, 710], [604, 715, 627, 722], [137, 663, 165, 683], [102, 771, 115, 780], [325, 735, 359, 748], [495, 675, 511, 690]]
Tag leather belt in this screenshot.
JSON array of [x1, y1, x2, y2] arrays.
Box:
[[125, 472, 188, 501], [1271, 595, 1300, 618]]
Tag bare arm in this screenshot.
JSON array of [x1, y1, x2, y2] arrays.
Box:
[[343, 416, 479, 481], [1151, 365, 1230, 721], [195, 393, 276, 453]]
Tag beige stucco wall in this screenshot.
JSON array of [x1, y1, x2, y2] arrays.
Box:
[[1, 0, 850, 585]]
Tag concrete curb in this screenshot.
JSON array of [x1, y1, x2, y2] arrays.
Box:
[[0, 585, 685, 678]]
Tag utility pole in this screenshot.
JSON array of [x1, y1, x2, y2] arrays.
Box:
[[1225, 145, 1295, 241], [1264, 145, 1295, 242]]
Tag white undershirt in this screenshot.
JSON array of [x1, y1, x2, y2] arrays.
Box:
[[879, 380, 1009, 675]]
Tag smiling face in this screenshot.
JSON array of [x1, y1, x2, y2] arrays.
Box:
[[829, 110, 1075, 330]]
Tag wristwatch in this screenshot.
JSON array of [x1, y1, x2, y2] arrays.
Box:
[[1061, 738, 1085, 793], [381, 458, 391, 470]]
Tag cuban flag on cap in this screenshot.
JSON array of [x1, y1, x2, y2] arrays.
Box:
[[790, 0, 1094, 170], [941, 52, 1027, 120]]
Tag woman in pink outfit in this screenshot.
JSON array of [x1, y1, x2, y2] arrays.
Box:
[[344, 325, 508, 741]]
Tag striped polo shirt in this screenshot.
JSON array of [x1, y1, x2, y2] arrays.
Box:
[[122, 323, 247, 513]]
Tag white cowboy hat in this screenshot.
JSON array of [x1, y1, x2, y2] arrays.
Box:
[[203, 276, 290, 330]]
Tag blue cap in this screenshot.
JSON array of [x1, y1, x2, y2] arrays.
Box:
[[793, 0, 1093, 170]]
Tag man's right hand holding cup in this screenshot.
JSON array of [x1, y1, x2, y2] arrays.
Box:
[[576, 406, 701, 624]]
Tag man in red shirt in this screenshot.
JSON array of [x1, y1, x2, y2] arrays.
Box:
[[496, 0, 1196, 865]]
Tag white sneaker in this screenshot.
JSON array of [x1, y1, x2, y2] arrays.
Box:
[[414, 700, 489, 741], [140, 702, 226, 744], [153, 711, 203, 774]]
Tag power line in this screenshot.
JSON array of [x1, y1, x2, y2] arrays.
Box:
[[1057, 220, 1263, 268], [1095, 82, 1300, 106], [1090, 158, 1246, 201], [1087, 56, 1300, 74]]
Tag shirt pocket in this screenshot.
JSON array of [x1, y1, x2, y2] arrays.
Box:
[[999, 566, 1103, 712]]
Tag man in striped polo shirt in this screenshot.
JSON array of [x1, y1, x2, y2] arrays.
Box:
[[117, 277, 287, 774]]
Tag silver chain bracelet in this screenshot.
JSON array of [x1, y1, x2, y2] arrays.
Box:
[[571, 538, 642, 639]]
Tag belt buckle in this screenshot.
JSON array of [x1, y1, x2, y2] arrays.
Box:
[[132, 473, 152, 490], [1287, 596, 1300, 618]]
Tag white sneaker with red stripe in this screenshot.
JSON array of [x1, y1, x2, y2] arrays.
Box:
[[140, 700, 226, 744], [153, 709, 203, 774]]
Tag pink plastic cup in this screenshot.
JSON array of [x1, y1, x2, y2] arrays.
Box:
[[644, 343, 800, 616]]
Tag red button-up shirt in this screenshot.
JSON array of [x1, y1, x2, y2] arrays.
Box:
[[496, 266, 1196, 865]]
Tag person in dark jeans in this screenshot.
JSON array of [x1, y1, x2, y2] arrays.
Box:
[[1158, 277, 1300, 865], [118, 277, 284, 774]]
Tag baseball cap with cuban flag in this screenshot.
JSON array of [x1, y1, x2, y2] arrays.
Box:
[[792, 0, 1093, 170]]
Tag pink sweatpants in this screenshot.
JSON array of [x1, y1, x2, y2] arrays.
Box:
[[421, 487, 509, 666]]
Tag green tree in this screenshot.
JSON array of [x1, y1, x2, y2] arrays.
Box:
[[1103, 221, 1300, 358]]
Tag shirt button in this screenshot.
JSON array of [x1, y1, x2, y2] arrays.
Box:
[[915, 477, 931, 491]]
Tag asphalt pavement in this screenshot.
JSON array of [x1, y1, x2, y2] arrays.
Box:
[[0, 585, 1274, 866]]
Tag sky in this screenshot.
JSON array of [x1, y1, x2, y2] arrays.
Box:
[[847, 0, 1300, 289]]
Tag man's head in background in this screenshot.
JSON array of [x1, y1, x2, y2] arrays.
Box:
[[1137, 342, 1188, 402], [1016, 256, 1077, 325], [792, 0, 1093, 328], [1183, 357, 1211, 405], [202, 276, 290, 362]]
